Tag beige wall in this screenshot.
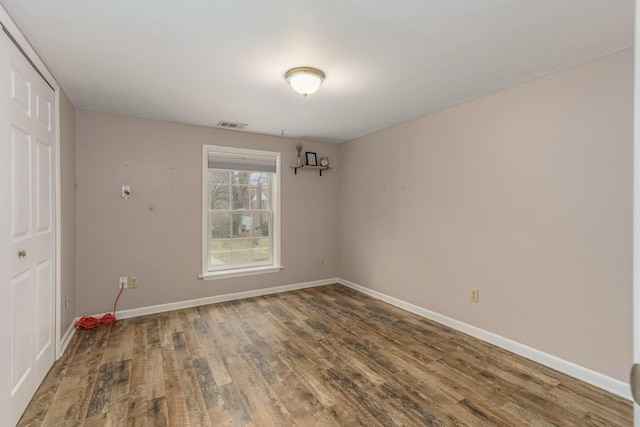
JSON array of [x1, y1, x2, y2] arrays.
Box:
[[59, 89, 76, 337], [338, 49, 633, 381], [75, 110, 338, 315]]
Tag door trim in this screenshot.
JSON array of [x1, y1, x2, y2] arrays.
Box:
[[54, 81, 62, 359], [633, 0, 639, 424]]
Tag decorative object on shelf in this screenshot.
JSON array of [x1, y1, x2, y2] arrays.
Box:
[[285, 67, 325, 97], [306, 152, 318, 166], [296, 142, 303, 167], [290, 152, 329, 176]]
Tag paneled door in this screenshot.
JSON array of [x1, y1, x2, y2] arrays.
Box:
[[0, 32, 56, 426]]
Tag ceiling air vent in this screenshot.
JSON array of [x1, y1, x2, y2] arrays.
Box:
[[217, 121, 248, 130]]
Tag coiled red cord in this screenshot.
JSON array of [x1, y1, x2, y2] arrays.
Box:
[[74, 284, 125, 329]]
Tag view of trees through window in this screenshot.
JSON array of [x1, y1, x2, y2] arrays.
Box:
[[208, 169, 272, 269]]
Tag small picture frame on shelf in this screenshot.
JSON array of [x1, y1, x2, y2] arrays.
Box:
[[306, 152, 317, 166]]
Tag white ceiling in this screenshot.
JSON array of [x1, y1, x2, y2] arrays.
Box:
[[0, 0, 634, 143]]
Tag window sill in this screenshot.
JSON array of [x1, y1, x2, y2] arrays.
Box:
[[199, 265, 284, 281]]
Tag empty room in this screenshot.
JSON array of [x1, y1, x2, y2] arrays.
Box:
[[0, 1, 637, 426]]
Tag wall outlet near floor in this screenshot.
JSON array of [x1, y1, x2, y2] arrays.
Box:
[[129, 276, 138, 288], [119, 276, 128, 289], [319, 257, 325, 267], [470, 288, 479, 303]]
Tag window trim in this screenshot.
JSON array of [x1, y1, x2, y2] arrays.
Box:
[[200, 144, 282, 280]]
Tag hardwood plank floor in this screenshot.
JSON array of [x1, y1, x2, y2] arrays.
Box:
[[18, 285, 632, 426]]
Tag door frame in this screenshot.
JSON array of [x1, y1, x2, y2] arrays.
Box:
[[0, 4, 62, 359]]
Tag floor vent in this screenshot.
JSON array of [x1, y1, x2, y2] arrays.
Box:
[[217, 121, 248, 130]]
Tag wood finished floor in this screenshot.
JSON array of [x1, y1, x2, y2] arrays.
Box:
[[19, 285, 632, 426]]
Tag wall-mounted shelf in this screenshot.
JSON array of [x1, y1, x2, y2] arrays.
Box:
[[290, 165, 330, 176]]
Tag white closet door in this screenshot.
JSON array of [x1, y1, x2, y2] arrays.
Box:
[[0, 31, 56, 426]]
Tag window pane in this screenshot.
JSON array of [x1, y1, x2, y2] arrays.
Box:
[[251, 212, 271, 262], [231, 182, 250, 209], [211, 249, 232, 266], [255, 212, 270, 237], [209, 212, 271, 269], [232, 171, 251, 184], [211, 169, 230, 184], [211, 239, 231, 251], [210, 240, 231, 268], [210, 213, 231, 238], [209, 170, 230, 210], [251, 185, 268, 209], [263, 176, 272, 209], [230, 239, 252, 264], [249, 172, 267, 185], [231, 213, 252, 238], [251, 237, 270, 262], [209, 182, 272, 270]]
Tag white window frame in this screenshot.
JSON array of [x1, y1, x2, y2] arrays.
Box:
[[200, 144, 282, 280]]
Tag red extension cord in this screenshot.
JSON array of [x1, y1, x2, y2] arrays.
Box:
[[74, 284, 125, 329]]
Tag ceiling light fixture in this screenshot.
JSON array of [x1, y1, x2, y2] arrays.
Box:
[[285, 67, 325, 97]]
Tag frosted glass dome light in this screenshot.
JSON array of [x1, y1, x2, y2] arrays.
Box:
[[285, 67, 325, 97]]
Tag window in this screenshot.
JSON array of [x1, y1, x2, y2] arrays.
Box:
[[201, 145, 281, 280]]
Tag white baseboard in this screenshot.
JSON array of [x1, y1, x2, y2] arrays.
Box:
[[84, 277, 338, 322], [58, 320, 76, 358], [337, 278, 632, 401]]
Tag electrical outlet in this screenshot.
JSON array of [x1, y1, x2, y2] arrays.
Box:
[[319, 257, 325, 266], [470, 288, 479, 303], [129, 276, 138, 288], [119, 276, 128, 289], [65, 294, 71, 310]]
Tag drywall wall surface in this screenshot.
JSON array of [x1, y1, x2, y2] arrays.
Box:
[[338, 49, 632, 381], [76, 110, 338, 315], [59, 89, 76, 337]]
